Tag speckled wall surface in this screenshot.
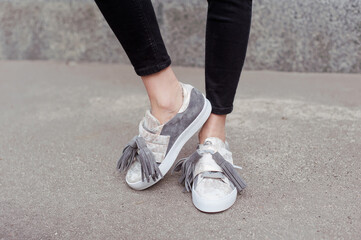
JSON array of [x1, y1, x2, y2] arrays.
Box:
[[0, 0, 360, 73]]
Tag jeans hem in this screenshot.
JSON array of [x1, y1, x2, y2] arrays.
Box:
[[211, 106, 233, 115], [135, 58, 171, 76]]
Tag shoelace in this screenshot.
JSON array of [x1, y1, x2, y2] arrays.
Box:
[[117, 136, 162, 182], [172, 149, 247, 193]]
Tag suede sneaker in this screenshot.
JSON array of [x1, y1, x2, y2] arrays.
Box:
[[117, 83, 212, 190], [173, 137, 246, 212]]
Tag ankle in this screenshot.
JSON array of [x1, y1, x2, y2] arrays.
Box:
[[151, 81, 183, 112], [198, 113, 227, 143], [142, 67, 183, 124], [150, 81, 183, 124]]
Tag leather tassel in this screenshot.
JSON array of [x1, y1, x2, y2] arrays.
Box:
[[116, 136, 162, 183], [117, 136, 138, 172], [172, 150, 202, 192], [212, 152, 247, 192], [173, 150, 246, 193]]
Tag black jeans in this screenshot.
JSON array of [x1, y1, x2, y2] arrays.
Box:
[[95, 0, 252, 115]]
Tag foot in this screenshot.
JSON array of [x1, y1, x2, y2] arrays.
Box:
[[173, 137, 246, 213], [117, 83, 212, 190]]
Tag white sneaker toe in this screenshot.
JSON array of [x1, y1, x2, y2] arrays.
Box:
[[194, 177, 233, 199], [125, 161, 142, 184], [192, 174, 237, 212]]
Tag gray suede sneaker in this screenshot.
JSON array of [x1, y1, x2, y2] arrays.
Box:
[[117, 83, 212, 190]]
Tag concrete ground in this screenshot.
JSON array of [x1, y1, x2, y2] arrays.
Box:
[[0, 61, 360, 239]]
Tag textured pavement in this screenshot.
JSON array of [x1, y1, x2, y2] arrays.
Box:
[[0, 61, 360, 239]]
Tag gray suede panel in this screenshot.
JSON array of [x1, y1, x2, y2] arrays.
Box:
[[161, 88, 205, 155]]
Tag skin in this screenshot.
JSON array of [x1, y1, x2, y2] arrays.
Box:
[[142, 66, 183, 124], [141, 66, 226, 143], [198, 113, 226, 143]]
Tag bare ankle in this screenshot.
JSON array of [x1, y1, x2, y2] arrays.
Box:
[[198, 113, 227, 143], [151, 81, 183, 113], [141, 67, 183, 124]]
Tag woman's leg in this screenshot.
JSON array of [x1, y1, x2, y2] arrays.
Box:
[[142, 67, 183, 124], [94, 0, 182, 124], [199, 0, 252, 143]]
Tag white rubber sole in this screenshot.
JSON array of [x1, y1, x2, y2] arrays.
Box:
[[126, 96, 212, 190], [192, 186, 237, 213]]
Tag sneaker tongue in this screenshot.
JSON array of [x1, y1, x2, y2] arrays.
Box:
[[143, 110, 162, 134]]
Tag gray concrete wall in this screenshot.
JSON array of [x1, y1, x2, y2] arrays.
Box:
[[0, 0, 360, 73]]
